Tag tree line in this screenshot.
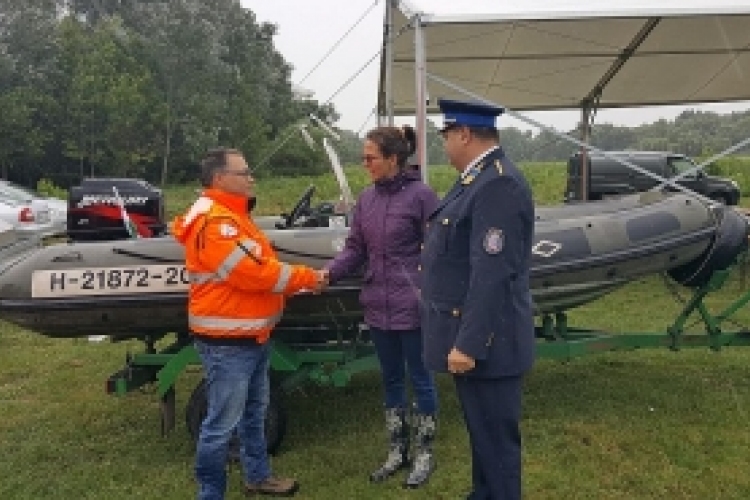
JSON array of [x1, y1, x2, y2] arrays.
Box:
[[2, 1, 749, 191], [0, 0, 336, 189], [338, 108, 750, 169], [497, 109, 750, 165]]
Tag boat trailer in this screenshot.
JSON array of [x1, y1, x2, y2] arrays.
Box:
[[105, 258, 750, 454]]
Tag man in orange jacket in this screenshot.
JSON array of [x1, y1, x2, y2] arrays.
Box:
[[172, 148, 325, 499]]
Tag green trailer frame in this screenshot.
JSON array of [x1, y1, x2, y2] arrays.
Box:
[[105, 319, 382, 453], [104, 262, 750, 453]]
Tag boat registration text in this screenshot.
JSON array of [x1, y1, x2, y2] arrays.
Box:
[[31, 265, 190, 298]]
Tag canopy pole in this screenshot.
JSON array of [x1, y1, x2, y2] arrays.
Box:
[[414, 14, 428, 184], [380, 0, 395, 126], [579, 106, 592, 201]]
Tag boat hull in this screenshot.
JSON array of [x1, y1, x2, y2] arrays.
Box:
[[0, 192, 744, 339]]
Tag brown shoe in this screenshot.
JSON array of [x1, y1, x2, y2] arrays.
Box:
[[244, 476, 299, 497]]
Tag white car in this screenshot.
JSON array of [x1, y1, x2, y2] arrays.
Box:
[[0, 197, 55, 239], [0, 180, 67, 236]]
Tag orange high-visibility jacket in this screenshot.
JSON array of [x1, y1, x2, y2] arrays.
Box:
[[171, 188, 318, 343]]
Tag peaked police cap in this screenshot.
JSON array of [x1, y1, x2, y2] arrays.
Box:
[[438, 98, 504, 132]]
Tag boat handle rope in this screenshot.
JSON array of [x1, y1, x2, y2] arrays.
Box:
[[111, 247, 183, 263]]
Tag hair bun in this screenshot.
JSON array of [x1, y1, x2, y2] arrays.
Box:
[[401, 125, 417, 156]]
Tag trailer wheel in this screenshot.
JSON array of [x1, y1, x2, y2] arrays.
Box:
[[185, 378, 287, 457]]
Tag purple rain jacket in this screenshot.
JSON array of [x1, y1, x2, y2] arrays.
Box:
[[326, 169, 439, 331]]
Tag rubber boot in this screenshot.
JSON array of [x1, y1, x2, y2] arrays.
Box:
[[370, 407, 410, 482], [404, 412, 436, 488]]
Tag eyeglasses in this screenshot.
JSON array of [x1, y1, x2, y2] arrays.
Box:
[[221, 169, 253, 177], [361, 155, 384, 164]]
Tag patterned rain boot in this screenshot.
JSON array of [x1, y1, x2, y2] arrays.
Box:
[[370, 407, 410, 482], [404, 412, 436, 488]]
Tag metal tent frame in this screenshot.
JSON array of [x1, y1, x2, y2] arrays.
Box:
[[380, 0, 750, 192], [376, 0, 750, 357]]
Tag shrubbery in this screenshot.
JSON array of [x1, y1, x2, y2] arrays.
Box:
[[706, 156, 750, 196], [36, 178, 67, 200]]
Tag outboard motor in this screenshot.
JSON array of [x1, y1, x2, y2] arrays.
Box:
[[67, 178, 165, 241]]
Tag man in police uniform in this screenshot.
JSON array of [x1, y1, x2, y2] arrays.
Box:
[[420, 99, 535, 499]]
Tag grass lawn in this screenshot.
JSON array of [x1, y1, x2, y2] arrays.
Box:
[[2, 162, 750, 498]]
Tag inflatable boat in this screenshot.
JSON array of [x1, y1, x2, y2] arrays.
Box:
[[0, 190, 745, 340]]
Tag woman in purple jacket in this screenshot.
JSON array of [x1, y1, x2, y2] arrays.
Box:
[[326, 125, 439, 488]]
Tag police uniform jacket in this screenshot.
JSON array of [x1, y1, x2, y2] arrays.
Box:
[[420, 147, 535, 379]]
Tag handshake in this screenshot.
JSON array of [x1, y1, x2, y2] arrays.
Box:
[[311, 269, 330, 294]]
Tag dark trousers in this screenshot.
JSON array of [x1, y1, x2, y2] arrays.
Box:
[[369, 327, 438, 414], [455, 375, 523, 500]]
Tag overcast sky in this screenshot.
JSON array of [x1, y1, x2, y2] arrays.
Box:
[[247, 0, 750, 135]]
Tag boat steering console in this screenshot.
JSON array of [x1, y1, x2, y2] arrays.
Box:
[[276, 185, 346, 230], [278, 185, 316, 229]]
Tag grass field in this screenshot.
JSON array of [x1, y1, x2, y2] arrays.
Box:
[[2, 162, 750, 499]]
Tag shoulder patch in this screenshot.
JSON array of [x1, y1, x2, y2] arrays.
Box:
[[483, 228, 504, 254], [219, 222, 239, 238]]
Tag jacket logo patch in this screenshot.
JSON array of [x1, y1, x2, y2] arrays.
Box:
[[219, 223, 238, 238], [484, 228, 504, 254]]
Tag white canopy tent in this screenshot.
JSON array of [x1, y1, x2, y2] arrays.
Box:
[[378, 0, 750, 195]]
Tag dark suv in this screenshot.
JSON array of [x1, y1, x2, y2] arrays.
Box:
[[565, 150, 740, 205]]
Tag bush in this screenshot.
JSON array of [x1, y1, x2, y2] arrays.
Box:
[[36, 178, 67, 199], [706, 156, 750, 196]]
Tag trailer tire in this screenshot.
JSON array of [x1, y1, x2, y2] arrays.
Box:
[[185, 378, 287, 457]]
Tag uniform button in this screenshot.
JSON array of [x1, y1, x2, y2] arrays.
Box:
[[420, 243, 424, 250], [452, 308, 460, 317], [442, 218, 450, 225], [417, 265, 422, 271]]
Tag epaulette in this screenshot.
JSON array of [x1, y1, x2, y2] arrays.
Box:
[[462, 157, 504, 185], [461, 162, 486, 185], [494, 159, 504, 175]]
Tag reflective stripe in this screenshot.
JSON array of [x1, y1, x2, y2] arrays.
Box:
[[183, 197, 213, 226], [189, 313, 282, 331], [216, 239, 260, 279], [188, 272, 220, 285], [272, 263, 292, 293]]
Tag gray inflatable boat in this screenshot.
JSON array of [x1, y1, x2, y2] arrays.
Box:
[[0, 191, 745, 339]]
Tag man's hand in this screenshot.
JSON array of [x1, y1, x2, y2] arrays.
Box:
[[311, 269, 329, 294], [447, 347, 475, 374]]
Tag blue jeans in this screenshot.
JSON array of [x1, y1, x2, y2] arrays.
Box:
[[369, 327, 437, 414], [194, 340, 271, 500]]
